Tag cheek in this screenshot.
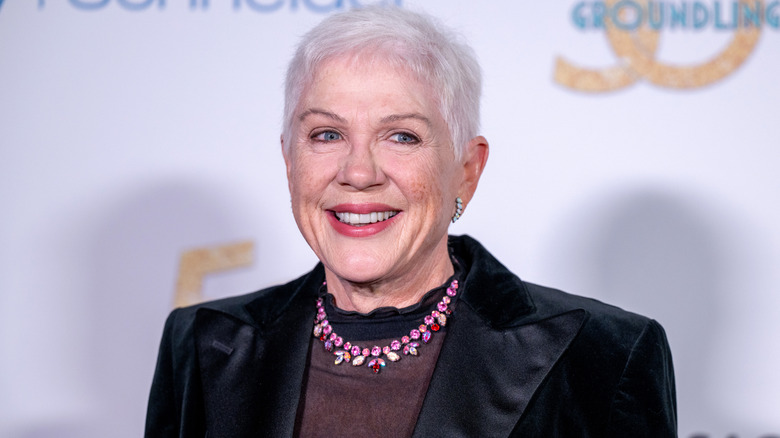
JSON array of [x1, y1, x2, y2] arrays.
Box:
[[397, 155, 455, 209], [289, 159, 321, 206], [406, 176, 440, 207]]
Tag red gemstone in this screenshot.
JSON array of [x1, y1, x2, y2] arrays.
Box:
[[431, 323, 440, 332], [372, 363, 381, 373]]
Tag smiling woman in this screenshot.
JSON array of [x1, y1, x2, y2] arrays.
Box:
[[146, 6, 677, 437], [283, 56, 483, 311]]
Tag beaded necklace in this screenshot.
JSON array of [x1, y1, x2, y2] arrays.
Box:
[[312, 279, 458, 374]]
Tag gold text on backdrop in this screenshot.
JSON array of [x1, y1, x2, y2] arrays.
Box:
[[174, 241, 254, 308], [555, 0, 765, 91]]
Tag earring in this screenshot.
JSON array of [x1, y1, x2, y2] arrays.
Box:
[[451, 197, 464, 223]]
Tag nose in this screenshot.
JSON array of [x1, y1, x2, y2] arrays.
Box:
[[337, 139, 386, 190]]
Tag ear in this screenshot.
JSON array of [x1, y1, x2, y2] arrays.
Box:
[[281, 135, 294, 194], [458, 135, 489, 206]]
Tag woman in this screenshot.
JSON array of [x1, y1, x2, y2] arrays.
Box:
[[146, 7, 676, 437]]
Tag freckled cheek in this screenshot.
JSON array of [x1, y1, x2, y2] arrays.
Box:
[[407, 183, 441, 217], [399, 168, 448, 214]]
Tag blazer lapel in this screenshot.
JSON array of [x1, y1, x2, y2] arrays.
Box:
[[194, 266, 323, 437], [413, 305, 586, 437]]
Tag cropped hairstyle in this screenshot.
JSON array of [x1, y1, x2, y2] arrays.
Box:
[[283, 6, 482, 162]]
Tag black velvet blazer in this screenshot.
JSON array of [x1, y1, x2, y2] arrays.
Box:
[[146, 235, 677, 437]]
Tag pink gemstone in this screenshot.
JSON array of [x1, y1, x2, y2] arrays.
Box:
[[431, 311, 440, 318], [390, 340, 401, 350], [362, 348, 370, 357], [329, 333, 337, 341], [323, 325, 332, 335], [316, 313, 325, 322], [422, 331, 432, 343], [410, 329, 420, 340], [424, 315, 434, 325], [316, 298, 323, 306], [437, 302, 448, 312], [351, 346, 361, 356], [401, 336, 410, 344], [317, 306, 325, 314], [383, 346, 390, 355], [371, 346, 381, 357], [418, 324, 427, 333], [344, 342, 351, 350], [442, 296, 451, 304], [322, 320, 329, 326], [446, 287, 456, 297], [334, 336, 343, 347]]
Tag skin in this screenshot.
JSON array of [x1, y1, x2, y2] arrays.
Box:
[[282, 56, 488, 313]]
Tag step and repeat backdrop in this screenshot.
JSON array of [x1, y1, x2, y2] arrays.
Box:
[[1, 0, 778, 436]]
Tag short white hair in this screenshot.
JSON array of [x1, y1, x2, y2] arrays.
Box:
[[283, 6, 482, 162]]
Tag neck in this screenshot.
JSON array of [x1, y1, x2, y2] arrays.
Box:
[[323, 237, 454, 313]]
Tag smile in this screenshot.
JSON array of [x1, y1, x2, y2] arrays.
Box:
[[334, 211, 399, 226]]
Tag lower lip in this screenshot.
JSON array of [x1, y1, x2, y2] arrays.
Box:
[[327, 212, 400, 237]]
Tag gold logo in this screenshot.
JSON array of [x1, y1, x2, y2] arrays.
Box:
[[174, 241, 254, 308], [555, 0, 764, 91]]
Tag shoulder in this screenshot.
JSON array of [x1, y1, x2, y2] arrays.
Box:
[[524, 282, 654, 335], [450, 235, 676, 433], [163, 265, 322, 337], [452, 234, 657, 338], [523, 281, 669, 365]]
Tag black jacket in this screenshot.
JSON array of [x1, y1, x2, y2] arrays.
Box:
[[146, 235, 677, 437]]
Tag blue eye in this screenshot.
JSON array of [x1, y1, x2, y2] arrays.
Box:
[[390, 132, 419, 143], [313, 131, 342, 141]]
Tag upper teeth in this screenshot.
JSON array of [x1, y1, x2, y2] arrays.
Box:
[[334, 211, 398, 225]]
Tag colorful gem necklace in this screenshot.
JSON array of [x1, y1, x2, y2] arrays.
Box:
[[312, 279, 458, 374]]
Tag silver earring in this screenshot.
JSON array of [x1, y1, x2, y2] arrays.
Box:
[[451, 197, 464, 223]]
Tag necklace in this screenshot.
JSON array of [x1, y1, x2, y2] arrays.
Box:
[[312, 279, 458, 374]]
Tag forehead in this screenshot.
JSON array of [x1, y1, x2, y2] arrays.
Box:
[[297, 55, 441, 118]]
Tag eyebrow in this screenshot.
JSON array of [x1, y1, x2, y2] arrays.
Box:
[[380, 113, 432, 128], [298, 108, 347, 124], [298, 109, 432, 129]]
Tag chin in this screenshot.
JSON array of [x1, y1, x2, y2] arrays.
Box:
[[324, 249, 394, 285]]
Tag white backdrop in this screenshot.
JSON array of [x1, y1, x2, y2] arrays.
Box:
[[1, 1, 779, 436]]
